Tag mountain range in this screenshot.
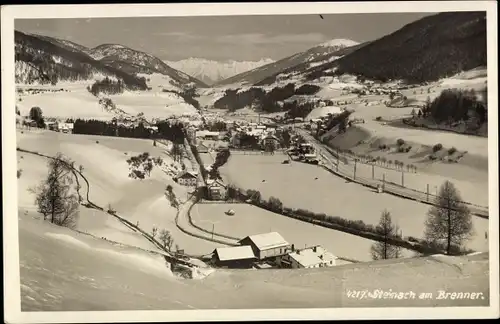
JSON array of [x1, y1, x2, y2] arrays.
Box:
[[214, 38, 362, 87], [306, 11, 487, 83], [165, 58, 275, 85], [15, 31, 208, 90], [15, 11, 487, 95]]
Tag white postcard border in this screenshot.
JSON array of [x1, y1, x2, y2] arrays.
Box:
[[2, 1, 498, 322]]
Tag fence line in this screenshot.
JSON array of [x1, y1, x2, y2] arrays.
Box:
[[299, 132, 489, 216], [16, 147, 205, 265]]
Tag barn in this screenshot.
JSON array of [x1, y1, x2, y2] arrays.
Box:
[[238, 232, 292, 261], [211, 246, 257, 269]]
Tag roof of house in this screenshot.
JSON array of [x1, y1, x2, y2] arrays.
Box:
[[263, 134, 280, 141], [207, 179, 226, 188], [214, 246, 256, 261], [240, 232, 289, 251], [287, 246, 337, 268], [197, 130, 220, 137], [176, 171, 198, 179]]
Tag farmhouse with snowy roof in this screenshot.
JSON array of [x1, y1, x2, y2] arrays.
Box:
[[280, 245, 337, 269], [238, 232, 292, 261], [211, 246, 257, 269]]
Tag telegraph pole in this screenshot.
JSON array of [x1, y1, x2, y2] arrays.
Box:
[[336, 148, 339, 172], [372, 164, 375, 179], [354, 159, 357, 180], [426, 184, 430, 201], [401, 170, 404, 187]]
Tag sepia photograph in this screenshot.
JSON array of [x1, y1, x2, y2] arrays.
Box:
[[2, 1, 498, 322]]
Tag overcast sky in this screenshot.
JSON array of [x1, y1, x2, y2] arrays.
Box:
[[15, 13, 434, 62]]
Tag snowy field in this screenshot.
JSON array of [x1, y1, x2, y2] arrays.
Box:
[[108, 91, 198, 118], [17, 211, 490, 311], [17, 86, 115, 120], [199, 152, 215, 167], [191, 203, 413, 261], [16, 130, 221, 255], [16, 82, 199, 120], [347, 157, 489, 208], [305, 105, 343, 121], [220, 154, 489, 253]]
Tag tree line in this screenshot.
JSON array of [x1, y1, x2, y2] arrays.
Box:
[[72, 118, 186, 143], [226, 180, 474, 259], [213, 83, 322, 114], [208, 149, 231, 180], [162, 88, 201, 110], [421, 88, 487, 125], [87, 77, 127, 96]]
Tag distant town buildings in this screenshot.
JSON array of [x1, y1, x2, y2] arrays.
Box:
[[45, 121, 74, 133]]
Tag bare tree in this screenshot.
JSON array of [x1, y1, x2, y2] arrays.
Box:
[[170, 143, 183, 163], [144, 158, 154, 176], [424, 180, 473, 254], [370, 210, 402, 260], [159, 229, 174, 251], [151, 226, 158, 239], [32, 153, 79, 228]]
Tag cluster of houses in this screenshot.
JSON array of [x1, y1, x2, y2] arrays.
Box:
[[173, 169, 229, 201], [286, 136, 319, 164], [45, 120, 74, 133], [210, 232, 338, 269], [192, 119, 284, 153]]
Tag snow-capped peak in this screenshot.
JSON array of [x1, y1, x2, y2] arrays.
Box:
[[318, 39, 359, 48], [165, 57, 275, 85]]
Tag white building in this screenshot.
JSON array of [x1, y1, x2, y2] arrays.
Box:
[[196, 130, 220, 140], [56, 122, 74, 133], [281, 245, 337, 269]]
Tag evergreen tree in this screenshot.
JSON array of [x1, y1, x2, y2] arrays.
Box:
[[370, 210, 402, 260], [424, 181, 473, 254], [32, 153, 79, 228]]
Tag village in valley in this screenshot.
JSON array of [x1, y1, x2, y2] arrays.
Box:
[[12, 10, 492, 311]]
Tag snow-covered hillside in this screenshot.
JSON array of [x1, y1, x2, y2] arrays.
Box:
[[88, 44, 207, 88], [318, 39, 360, 49], [16, 212, 490, 311], [214, 39, 362, 87], [166, 57, 275, 85]]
